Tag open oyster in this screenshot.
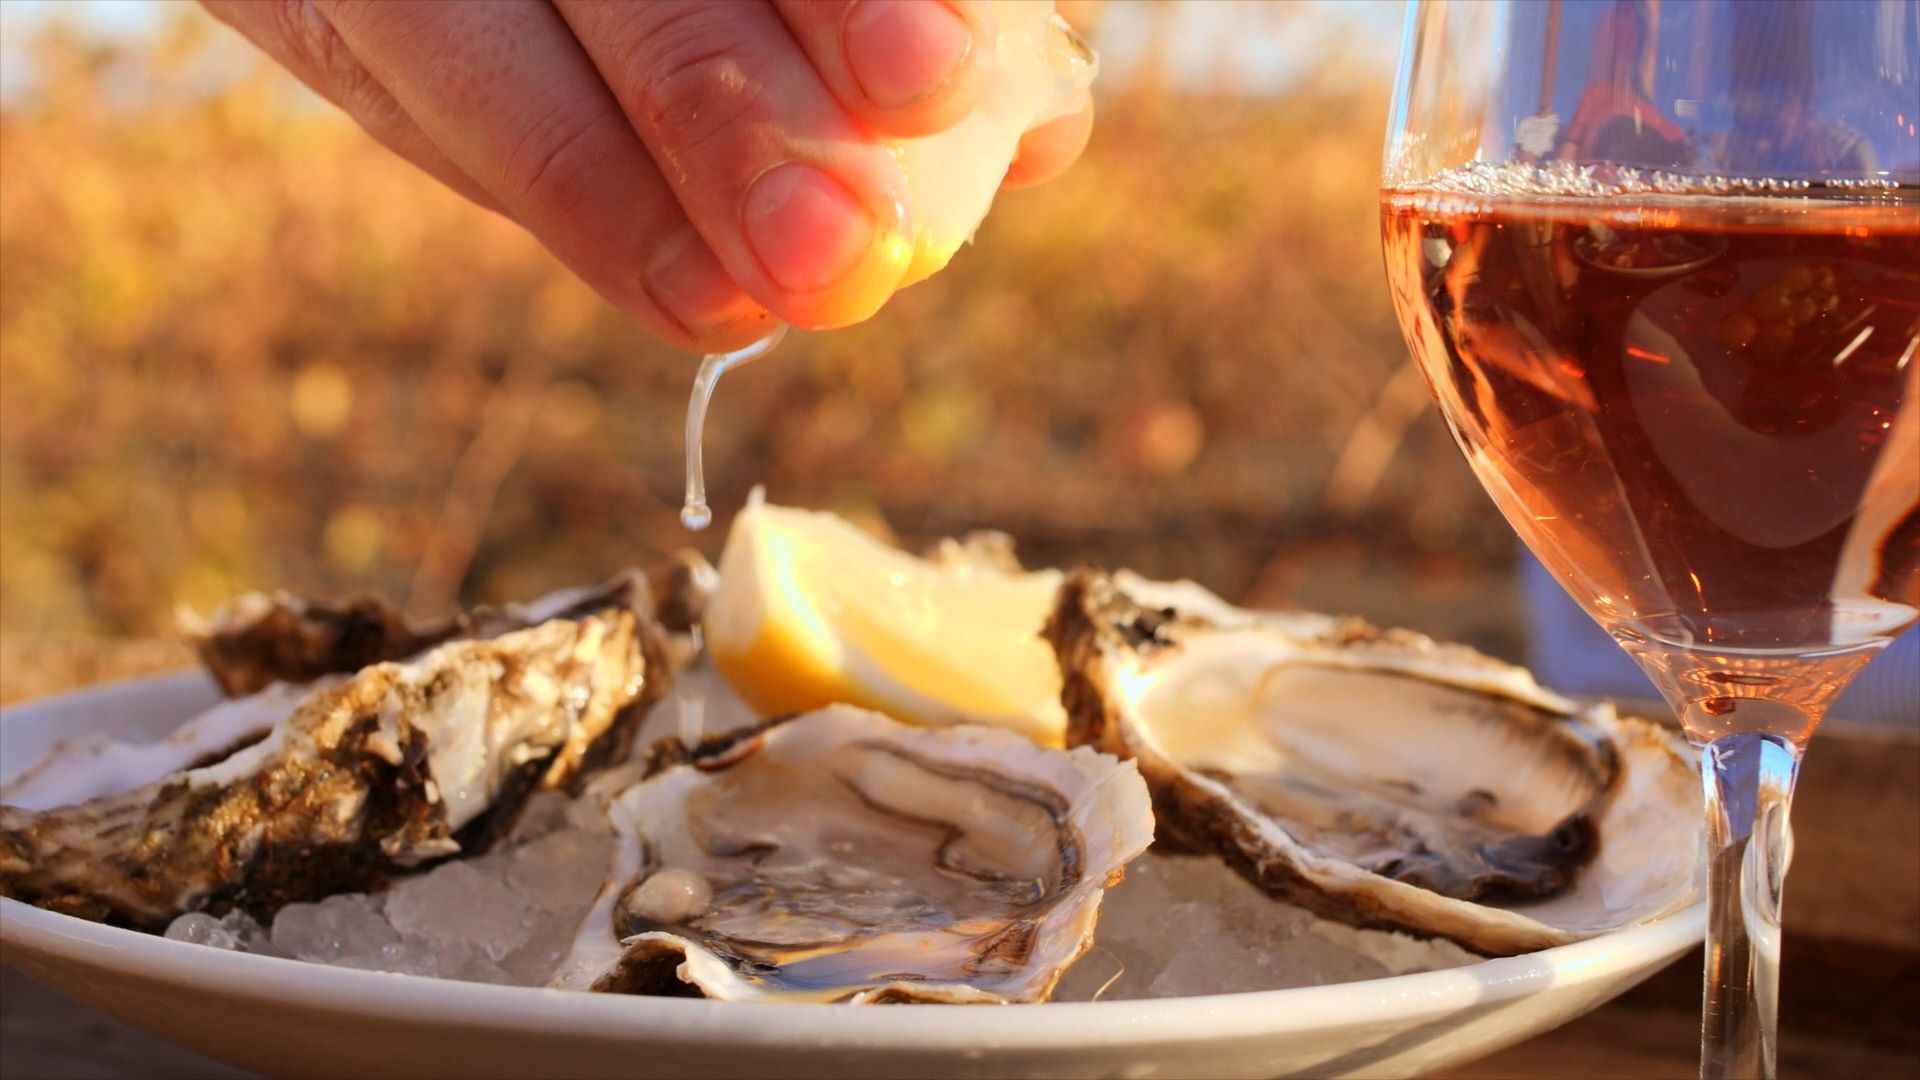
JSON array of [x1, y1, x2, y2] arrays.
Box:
[[550, 706, 1153, 1002], [1, 597, 668, 930], [1045, 571, 1701, 956]]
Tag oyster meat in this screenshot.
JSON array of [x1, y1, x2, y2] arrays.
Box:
[[1046, 570, 1701, 956], [1, 597, 668, 929], [551, 705, 1153, 1002]]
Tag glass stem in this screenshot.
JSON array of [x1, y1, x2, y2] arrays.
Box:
[[1696, 729, 1802, 1080], [1632, 643, 1874, 1080]]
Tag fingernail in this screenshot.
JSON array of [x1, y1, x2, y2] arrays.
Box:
[[844, 0, 973, 110], [645, 224, 762, 334], [741, 163, 875, 294]]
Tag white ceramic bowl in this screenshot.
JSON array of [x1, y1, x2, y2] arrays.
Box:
[[1, 673, 1705, 1080]]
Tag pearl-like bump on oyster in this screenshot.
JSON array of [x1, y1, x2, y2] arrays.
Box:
[[550, 705, 1154, 1003]]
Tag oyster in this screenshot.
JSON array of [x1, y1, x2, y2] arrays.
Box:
[[1045, 571, 1700, 956], [180, 591, 459, 699], [5, 571, 678, 822], [550, 706, 1153, 1002], [176, 566, 706, 787], [0, 601, 668, 930], [0, 681, 319, 812], [182, 567, 691, 698]]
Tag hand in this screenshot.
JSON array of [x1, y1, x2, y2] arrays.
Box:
[[203, 1, 1094, 351]]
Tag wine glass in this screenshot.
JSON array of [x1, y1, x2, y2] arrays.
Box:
[[1379, 2, 1918, 1077]]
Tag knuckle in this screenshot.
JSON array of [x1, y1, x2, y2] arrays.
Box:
[[505, 103, 616, 214], [272, 0, 340, 70], [275, 0, 378, 113], [277, 0, 421, 153], [620, 7, 767, 158], [602, 273, 700, 348]]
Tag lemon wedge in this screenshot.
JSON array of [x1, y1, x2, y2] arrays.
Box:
[[704, 495, 1068, 745], [892, 1, 1097, 289], [727, 4, 1094, 329]]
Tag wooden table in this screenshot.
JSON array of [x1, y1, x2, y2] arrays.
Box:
[[3, 638, 1916, 1079]]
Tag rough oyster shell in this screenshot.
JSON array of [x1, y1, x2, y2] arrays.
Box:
[[1, 601, 668, 930], [181, 566, 701, 698], [8, 571, 686, 820], [179, 592, 461, 699], [0, 681, 321, 812], [550, 705, 1154, 1002], [1045, 571, 1701, 956]]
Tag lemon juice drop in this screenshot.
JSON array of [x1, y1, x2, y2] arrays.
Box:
[[682, 327, 788, 531]]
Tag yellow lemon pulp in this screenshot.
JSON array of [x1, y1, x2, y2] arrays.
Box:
[[704, 499, 1067, 745], [891, 1, 1097, 291], [743, 3, 1094, 328]]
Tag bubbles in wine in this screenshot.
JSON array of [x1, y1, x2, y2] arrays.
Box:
[[1390, 161, 1904, 203]]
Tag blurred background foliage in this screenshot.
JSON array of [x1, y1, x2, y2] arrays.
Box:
[[0, 1, 1523, 660]]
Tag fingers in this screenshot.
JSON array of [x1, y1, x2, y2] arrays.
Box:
[[771, 0, 985, 137], [554, 0, 916, 331], [1001, 91, 1094, 190], [204, 0, 1091, 350], [309, 0, 773, 351], [200, 0, 500, 213]]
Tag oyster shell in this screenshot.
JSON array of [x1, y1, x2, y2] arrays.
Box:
[[0, 681, 319, 812], [0, 601, 668, 930], [550, 706, 1153, 1002], [181, 568, 690, 698], [1045, 571, 1700, 956], [9, 572, 679, 823]]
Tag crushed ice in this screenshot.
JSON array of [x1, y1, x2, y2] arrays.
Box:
[[166, 818, 1473, 997], [162, 663, 1477, 997], [165, 789, 610, 986], [1050, 851, 1475, 1001]]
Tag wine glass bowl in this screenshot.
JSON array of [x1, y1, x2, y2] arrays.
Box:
[[1380, 3, 1918, 1077], [1380, 196, 1918, 734]]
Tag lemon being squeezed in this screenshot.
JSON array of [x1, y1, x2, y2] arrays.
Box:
[[888, 0, 1096, 291], [682, 2, 1095, 532]]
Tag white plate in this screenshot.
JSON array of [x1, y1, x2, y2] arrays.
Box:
[[0, 672, 1705, 1080]]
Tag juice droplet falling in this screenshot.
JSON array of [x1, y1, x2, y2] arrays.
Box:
[[676, 695, 705, 750], [682, 327, 789, 531]]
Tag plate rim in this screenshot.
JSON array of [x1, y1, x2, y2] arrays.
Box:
[[0, 670, 1708, 1050]]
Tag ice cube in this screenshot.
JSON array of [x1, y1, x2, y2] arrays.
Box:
[[384, 859, 536, 962], [505, 826, 612, 913], [367, 935, 514, 983], [504, 790, 574, 844], [270, 894, 397, 963], [219, 909, 278, 955], [165, 911, 238, 950], [1056, 852, 1472, 1001], [499, 911, 582, 985]]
